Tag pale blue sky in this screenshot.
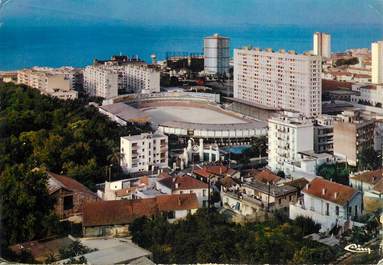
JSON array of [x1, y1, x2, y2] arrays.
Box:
[[1, 0, 383, 26]]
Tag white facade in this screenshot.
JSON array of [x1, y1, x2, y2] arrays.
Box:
[[84, 63, 160, 99], [17, 67, 80, 100], [234, 47, 322, 117], [268, 112, 314, 174], [156, 177, 209, 207], [372, 40, 383, 84], [84, 66, 119, 99], [313, 32, 331, 58], [120, 133, 168, 173], [204, 34, 230, 75]]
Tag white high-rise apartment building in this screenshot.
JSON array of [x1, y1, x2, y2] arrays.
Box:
[[268, 112, 314, 173], [313, 32, 331, 58], [204, 34, 230, 75], [372, 40, 383, 84], [84, 62, 160, 99], [17, 67, 80, 100], [234, 47, 322, 117], [84, 66, 119, 99], [120, 132, 168, 173]]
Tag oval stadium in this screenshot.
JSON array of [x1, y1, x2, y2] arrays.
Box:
[[99, 92, 267, 145]]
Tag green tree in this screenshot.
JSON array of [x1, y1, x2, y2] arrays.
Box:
[[0, 166, 57, 245], [59, 241, 93, 259], [317, 163, 350, 185]]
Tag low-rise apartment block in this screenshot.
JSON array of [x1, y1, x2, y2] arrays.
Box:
[[17, 67, 81, 100], [84, 56, 160, 99], [221, 179, 299, 217], [268, 112, 314, 174], [313, 115, 334, 154], [333, 109, 375, 166], [120, 132, 168, 173], [234, 47, 322, 117]]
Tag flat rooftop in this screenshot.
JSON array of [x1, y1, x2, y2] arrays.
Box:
[[57, 238, 152, 265]]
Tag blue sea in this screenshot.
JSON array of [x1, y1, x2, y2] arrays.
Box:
[[0, 24, 382, 71]]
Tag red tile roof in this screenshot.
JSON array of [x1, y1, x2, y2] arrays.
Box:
[[193, 165, 238, 178], [284, 178, 309, 191], [47, 172, 96, 196], [115, 187, 137, 197], [158, 175, 208, 191], [251, 169, 282, 184], [303, 178, 358, 206], [322, 79, 353, 91], [83, 194, 198, 227], [351, 169, 383, 185]]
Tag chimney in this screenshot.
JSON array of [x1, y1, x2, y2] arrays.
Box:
[[175, 183, 179, 189], [322, 188, 326, 195], [178, 197, 181, 206], [172, 177, 176, 182], [305, 183, 310, 190], [334, 192, 339, 199]]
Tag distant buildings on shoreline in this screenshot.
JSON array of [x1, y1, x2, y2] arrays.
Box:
[[313, 32, 331, 58], [84, 55, 160, 99], [17, 66, 82, 100]]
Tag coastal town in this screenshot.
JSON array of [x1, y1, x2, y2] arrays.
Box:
[[1, 30, 383, 264]]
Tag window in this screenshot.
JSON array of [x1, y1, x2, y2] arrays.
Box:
[[63, 195, 74, 210], [203, 189, 207, 196], [326, 203, 329, 216], [167, 211, 175, 219], [335, 206, 339, 216]]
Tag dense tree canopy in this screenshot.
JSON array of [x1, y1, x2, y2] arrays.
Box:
[[130, 210, 336, 264], [0, 83, 151, 250], [358, 147, 381, 171], [0, 83, 151, 186], [316, 163, 350, 185]]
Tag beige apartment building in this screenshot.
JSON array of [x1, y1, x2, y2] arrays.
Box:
[[120, 132, 168, 174], [233, 47, 322, 117], [313, 32, 331, 58], [372, 40, 383, 84], [17, 67, 80, 100], [333, 110, 375, 166], [84, 62, 160, 99]]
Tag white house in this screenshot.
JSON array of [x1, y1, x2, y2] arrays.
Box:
[[290, 177, 363, 232], [156, 175, 209, 207], [350, 169, 383, 199], [96, 176, 158, 201]]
